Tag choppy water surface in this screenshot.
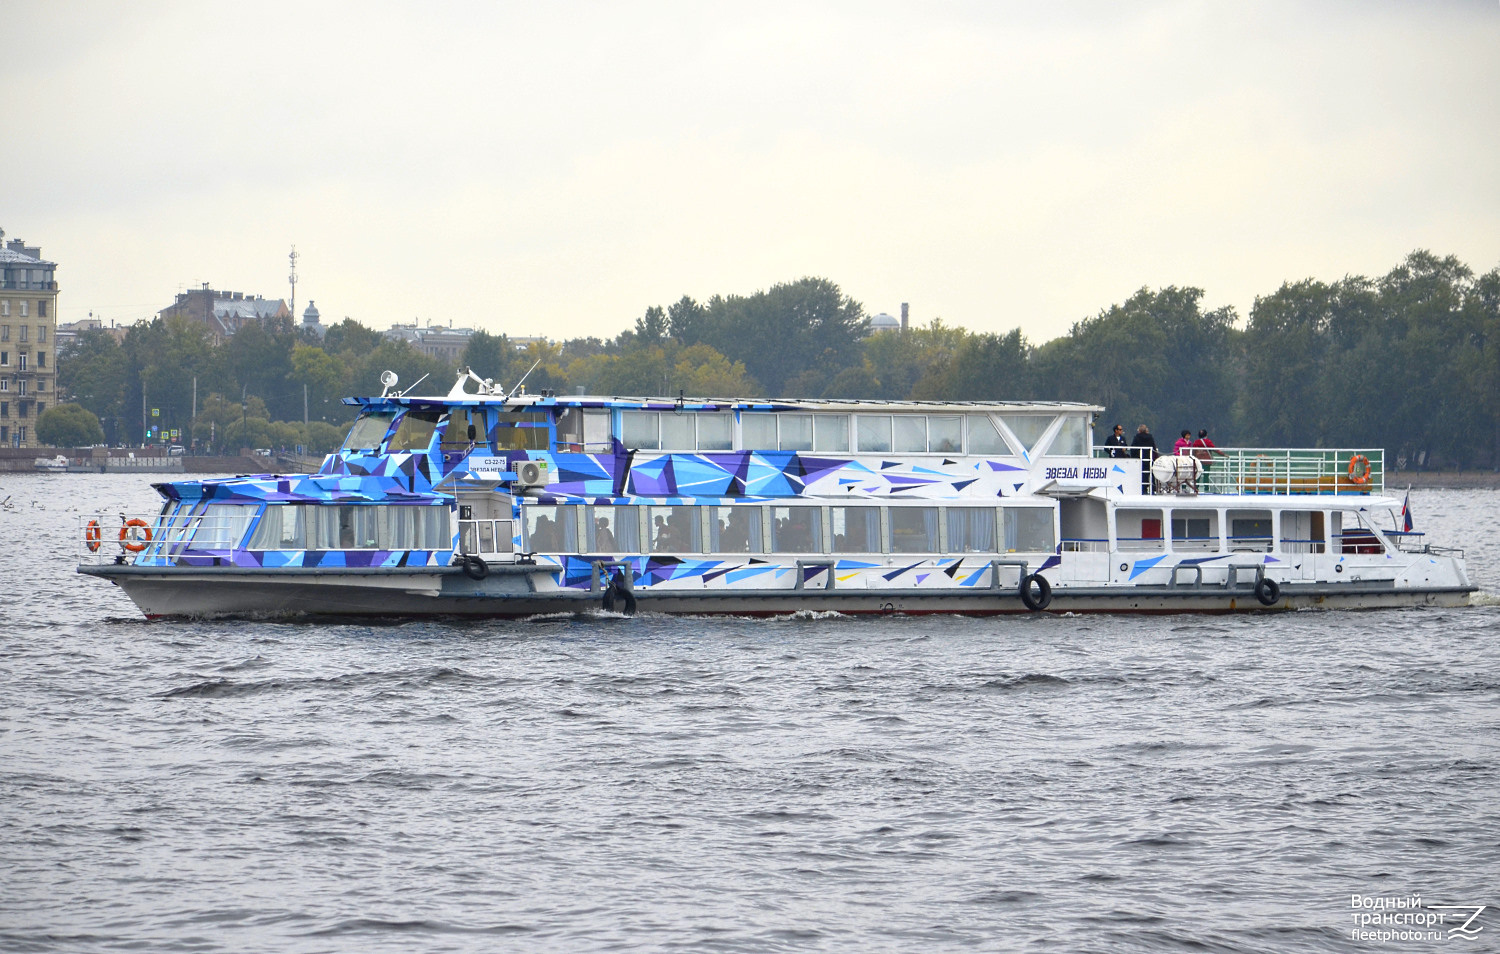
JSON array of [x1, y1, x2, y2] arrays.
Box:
[[2, 476, 1497, 953]]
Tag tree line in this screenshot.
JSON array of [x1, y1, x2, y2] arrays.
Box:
[[47, 253, 1499, 469]]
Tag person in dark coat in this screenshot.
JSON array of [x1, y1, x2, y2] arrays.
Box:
[[1130, 425, 1158, 492], [1103, 424, 1128, 458]]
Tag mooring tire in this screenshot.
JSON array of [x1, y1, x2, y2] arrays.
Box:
[[1254, 576, 1280, 606], [462, 555, 488, 581], [603, 572, 636, 615], [1020, 573, 1052, 612]]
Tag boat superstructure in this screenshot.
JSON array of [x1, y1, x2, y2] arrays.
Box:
[[78, 369, 1474, 618]]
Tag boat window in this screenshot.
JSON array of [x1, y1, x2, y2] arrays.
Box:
[[440, 408, 488, 449], [1051, 416, 1088, 456], [524, 505, 578, 553], [1336, 511, 1384, 554], [586, 505, 641, 552], [495, 412, 550, 451], [555, 408, 584, 451], [779, 415, 813, 451], [583, 410, 612, 451], [770, 506, 822, 553], [1116, 508, 1163, 551], [999, 415, 1052, 454], [930, 417, 962, 453], [648, 505, 701, 553], [856, 415, 892, 453], [189, 504, 259, 549], [893, 416, 927, 453], [1280, 510, 1325, 554], [248, 504, 306, 550], [891, 507, 939, 553], [830, 506, 880, 553], [741, 412, 777, 450], [1170, 513, 1217, 552], [343, 409, 398, 451], [814, 415, 849, 453], [661, 413, 696, 451], [260, 504, 450, 550], [1227, 510, 1274, 552], [966, 415, 1007, 455], [709, 505, 762, 553], [697, 414, 733, 451], [947, 508, 998, 553], [388, 409, 443, 452], [1003, 507, 1056, 552], [621, 410, 660, 450]]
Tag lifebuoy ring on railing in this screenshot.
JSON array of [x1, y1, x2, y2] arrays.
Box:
[[84, 520, 102, 552], [119, 518, 152, 553], [1347, 455, 1371, 485]]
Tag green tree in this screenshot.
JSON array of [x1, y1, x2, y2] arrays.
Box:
[[634, 305, 668, 342], [458, 330, 511, 381], [36, 403, 105, 447]]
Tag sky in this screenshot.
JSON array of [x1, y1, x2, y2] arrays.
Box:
[[4, 0, 1498, 344]]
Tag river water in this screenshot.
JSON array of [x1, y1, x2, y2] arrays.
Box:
[[2, 475, 1497, 953]]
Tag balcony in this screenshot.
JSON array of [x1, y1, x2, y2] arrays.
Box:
[[1096, 446, 1385, 495], [0, 281, 59, 291]]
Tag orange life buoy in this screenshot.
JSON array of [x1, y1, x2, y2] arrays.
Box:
[[119, 518, 153, 552], [1347, 454, 1371, 485], [85, 520, 102, 552]]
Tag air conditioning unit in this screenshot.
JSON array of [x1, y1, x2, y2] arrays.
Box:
[[514, 460, 551, 488]]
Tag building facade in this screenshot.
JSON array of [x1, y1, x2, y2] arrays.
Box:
[[0, 233, 59, 448], [158, 285, 290, 345]]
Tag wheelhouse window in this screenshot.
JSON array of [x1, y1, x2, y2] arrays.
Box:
[[813, 415, 849, 452], [1003, 508, 1056, 552], [891, 507, 938, 553], [893, 416, 926, 453], [930, 417, 962, 453], [740, 412, 811, 451], [440, 408, 488, 449], [741, 412, 777, 449], [343, 410, 398, 451], [966, 415, 1007, 455], [830, 506, 879, 553], [770, 506, 821, 553], [1051, 416, 1088, 456], [999, 415, 1051, 453], [856, 415, 892, 453], [621, 410, 660, 450], [388, 409, 442, 452], [495, 412, 550, 451], [709, 505, 761, 553], [661, 413, 695, 451], [947, 508, 998, 553]]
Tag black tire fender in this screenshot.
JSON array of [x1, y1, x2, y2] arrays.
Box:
[[1254, 576, 1280, 606], [462, 554, 488, 581], [603, 571, 637, 615], [1020, 573, 1052, 612]]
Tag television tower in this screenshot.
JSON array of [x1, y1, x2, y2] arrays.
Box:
[[288, 245, 299, 320]]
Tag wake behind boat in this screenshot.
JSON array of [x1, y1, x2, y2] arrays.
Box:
[[78, 369, 1474, 618]]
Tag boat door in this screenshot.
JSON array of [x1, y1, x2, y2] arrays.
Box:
[[1058, 497, 1110, 581], [456, 491, 516, 557]]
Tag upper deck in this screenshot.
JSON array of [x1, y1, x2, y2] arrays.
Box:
[[301, 372, 1386, 502]]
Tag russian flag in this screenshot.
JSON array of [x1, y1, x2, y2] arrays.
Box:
[[1401, 489, 1413, 533]]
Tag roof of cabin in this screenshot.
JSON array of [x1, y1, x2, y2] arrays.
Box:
[[348, 392, 1104, 414]]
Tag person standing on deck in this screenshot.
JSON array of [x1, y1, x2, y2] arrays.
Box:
[[1103, 424, 1129, 458], [1174, 430, 1193, 455], [1130, 425, 1158, 492]]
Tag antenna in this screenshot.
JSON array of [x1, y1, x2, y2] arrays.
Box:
[[288, 245, 299, 319], [508, 357, 542, 396], [396, 372, 429, 397]]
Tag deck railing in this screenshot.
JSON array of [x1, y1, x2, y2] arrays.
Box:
[[1096, 447, 1383, 495]]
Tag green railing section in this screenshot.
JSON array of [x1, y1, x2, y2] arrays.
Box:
[[1095, 447, 1384, 495]]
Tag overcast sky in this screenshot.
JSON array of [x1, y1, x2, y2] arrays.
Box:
[[4, 1, 1498, 343]]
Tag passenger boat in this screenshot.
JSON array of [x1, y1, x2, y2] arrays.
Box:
[[78, 369, 1475, 618]]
